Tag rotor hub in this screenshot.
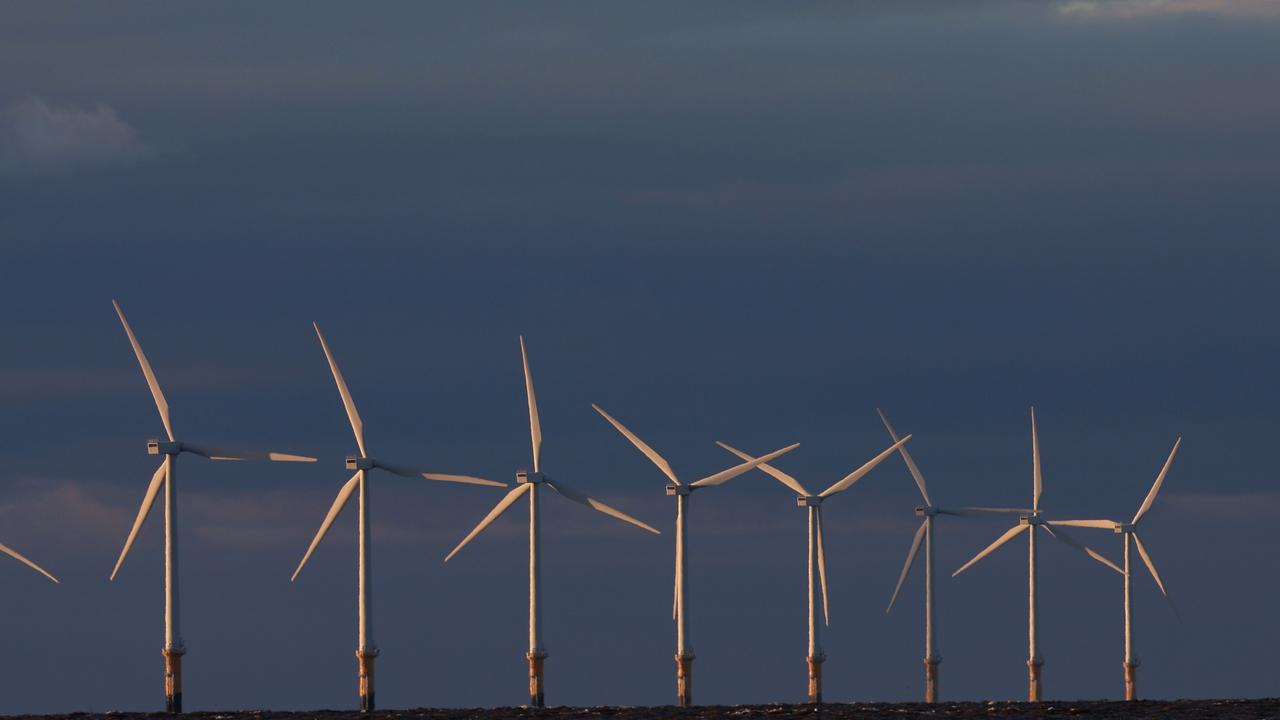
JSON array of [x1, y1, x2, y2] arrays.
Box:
[[517, 471, 546, 485], [148, 439, 181, 456], [346, 456, 375, 470], [797, 496, 823, 508], [666, 484, 691, 496]]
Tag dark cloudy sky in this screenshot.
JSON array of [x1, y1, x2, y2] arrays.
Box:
[[1, 0, 1279, 713]]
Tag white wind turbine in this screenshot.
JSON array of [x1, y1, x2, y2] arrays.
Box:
[[876, 408, 1029, 703], [444, 337, 660, 708], [1053, 437, 1181, 701], [290, 323, 506, 713], [718, 434, 913, 704], [951, 407, 1122, 702], [109, 300, 317, 713], [591, 404, 799, 707]]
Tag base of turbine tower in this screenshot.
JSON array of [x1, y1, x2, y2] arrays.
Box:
[[528, 651, 547, 708], [1028, 658, 1044, 702], [924, 657, 941, 703], [807, 655, 824, 705], [676, 654, 694, 707], [1124, 661, 1139, 701], [357, 648, 378, 712], [163, 646, 185, 713]]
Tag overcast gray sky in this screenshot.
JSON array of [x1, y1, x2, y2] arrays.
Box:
[[1, 0, 1279, 713]]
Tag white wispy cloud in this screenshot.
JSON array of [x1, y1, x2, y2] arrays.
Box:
[[0, 97, 148, 177], [1059, 0, 1280, 19]]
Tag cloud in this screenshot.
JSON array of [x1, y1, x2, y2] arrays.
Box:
[[0, 97, 147, 177], [1059, 0, 1280, 19]]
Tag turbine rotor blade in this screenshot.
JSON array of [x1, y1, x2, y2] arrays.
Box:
[[592, 404, 679, 485], [313, 323, 366, 458], [1031, 406, 1042, 512], [1132, 532, 1175, 610], [1051, 519, 1120, 529], [110, 462, 166, 580], [716, 441, 809, 496], [544, 477, 660, 534], [939, 506, 1035, 517], [112, 300, 174, 441], [372, 461, 506, 488], [692, 442, 800, 488], [0, 542, 59, 583], [1041, 523, 1122, 574], [953, 524, 1028, 577], [877, 408, 930, 506], [1133, 437, 1181, 525], [819, 435, 912, 498], [183, 445, 316, 462], [291, 472, 360, 581], [887, 520, 927, 614], [520, 337, 542, 473], [816, 506, 829, 626], [445, 484, 532, 562]]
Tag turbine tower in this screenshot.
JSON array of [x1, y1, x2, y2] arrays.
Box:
[[952, 406, 1122, 702], [110, 300, 317, 713], [291, 323, 506, 713], [876, 408, 1028, 703], [592, 404, 799, 707], [445, 337, 660, 708], [718, 434, 912, 704], [1054, 437, 1181, 700]]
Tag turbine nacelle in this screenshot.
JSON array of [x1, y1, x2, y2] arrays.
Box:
[[346, 456, 375, 471], [797, 496, 823, 508], [1020, 514, 1045, 526], [517, 471, 547, 485], [1116, 522, 1135, 534], [148, 439, 182, 456], [915, 505, 939, 517]]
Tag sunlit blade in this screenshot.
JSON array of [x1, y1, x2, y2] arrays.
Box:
[[1031, 406, 1042, 511], [1132, 532, 1172, 601], [372, 460, 506, 487], [183, 445, 316, 462], [940, 506, 1034, 517], [877, 409, 930, 506], [544, 477, 660, 534], [716, 441, 809, 495], [953, 524, 1027, 577], [110, 462, 166, 580], [112, 300, 174, 441], [593, 404, 679, 485], [0, 542, 58, 583], [1133, 437, 1181, 525], [1051, 519, 1120, 529], [693, 442, 800, 488], [819, 435, 912, 498], [313, 323, 366, 458], [291, 472, 360, 581], [817, 507, 829, 626], [1041, 523, 1122, 574], [887, 520, 927, 614], [520, 337, 542, 473], [445, 484, 532, 562]]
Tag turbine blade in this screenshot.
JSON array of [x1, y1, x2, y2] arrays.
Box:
[[716, 441, 809, 496], [819, 435, 912, 498], [1041, 523, 1122, 574], [1050, 519, 1120, 529], [1133, 437, 1181, 525], [940, 506, 1035, 517], [1031, 406, 1042, 512], [887, 520, 927, 614], [112, 300, 174, 441], [592, 404, 679, 485], [520, 337, 542, 473], [1132, 532, 1175, 617], [544, 477, 660, 534], [110, 462, 166, 580], [692, 442, 800, 488], [953, 524, 1027, 577], [0, 542, 59, 583], [313, 323, 366, 458], [291, 472, 359, 581], [445, 484, 532, 562], [817, 507, 829, 626], [372, 461, 506, 488], [182, 445, 316, 462], [877, 409, 930, 505]]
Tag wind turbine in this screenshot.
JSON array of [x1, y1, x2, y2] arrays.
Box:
[[1053, 437, 1181, 700], [109, 300, 317, 713], [444, 337, 660, 708], [290, 323, 506, 712], [718, 433, 913, 704], [591, 405, 799, 707], [951, 406, 1122, 702], [876, 408, 1029, 703]]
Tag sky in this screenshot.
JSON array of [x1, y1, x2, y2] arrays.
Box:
[[1, 0, 1279, 713]]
